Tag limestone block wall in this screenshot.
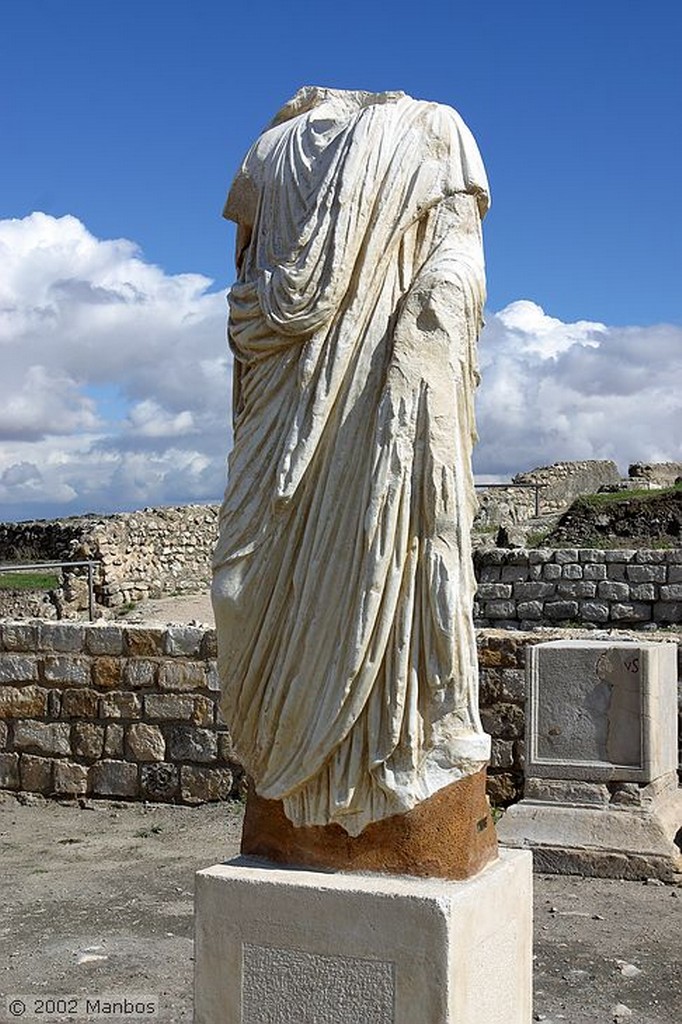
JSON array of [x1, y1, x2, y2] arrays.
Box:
[[0, 621, 240, 803], [474, 548, 682, 629], [1, 622, 678, 809]]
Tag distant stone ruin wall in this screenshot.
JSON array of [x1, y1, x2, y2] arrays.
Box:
[[1, 623, 678, 809], [0, 504, 220, 611], [512, 460, 621, 515], [628, 462, 682, 488], [474, 547, 682, 629], [474, 459, 620, 529]]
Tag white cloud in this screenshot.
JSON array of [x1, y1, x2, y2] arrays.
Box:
[[0, 214, 679, 521], [0, 213, 231, 520], [475, 300, 682, 478]]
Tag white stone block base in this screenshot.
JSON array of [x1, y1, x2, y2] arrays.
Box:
[[499, 777, 682, 882], [194, 849, 532, 1024]]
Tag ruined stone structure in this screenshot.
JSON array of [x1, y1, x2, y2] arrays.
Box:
[[474, 459, 621, 530], [0, 505, 218, 614]]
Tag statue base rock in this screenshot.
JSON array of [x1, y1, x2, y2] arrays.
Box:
[[241, 768, 498, 881]]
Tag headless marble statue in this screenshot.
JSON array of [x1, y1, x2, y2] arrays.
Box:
[[213, 87, 497, 878]]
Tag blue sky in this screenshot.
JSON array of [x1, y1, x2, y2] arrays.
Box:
[[1, 1, 681, 521]]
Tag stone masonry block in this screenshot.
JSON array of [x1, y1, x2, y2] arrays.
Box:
[[20, 754, 53, 793], [61, 688, 99, 718], [476, 583, 512, 600], [580, 601, 609, 623], [43, 656, 90, 686], [85, 626, 124, 656], [485, 600, 517, 619], [13, 721, 71, 757], [100, 692, 142, 719], [201, 631, 218, 660], [71, 722, 105, 760], [577, 549, 602, 562], [167, 726, 217, 763], [478, 565, 501, 583], [38, 624, 84, 652], [480, 704, 525, 741], [0, 623, 39, 652], [140, 762, 179, 801], [0, 685, 48, 720], [630, 584, 656, 601], [544, 601, 579, 621], [0, 722, 7, 748], [660, 583, 682, 601], [668, 566, 682, 583], [516, 601, 543, 620], [603, 550, 637, 562], [145, 693, 195, 721], [89, 759, 139, 798], [126, 723, 165, 762], [123, 659, 157, 689], [0, 654, 38, 684], [626, 565, 667, 584], [610, 603, 652, 622], [158, 662, 208, 692], [164, 626, 204, 657], [91, 656, 123, 690], [123, 628, 165, 657], [53, 760, 88, 795], [583, 563, 607, 580], [557, 581, 597, 599], [104, 724, 124, 758], [554, 549, 578, 564], [634, 550, 668, 564], [561, 563, 583, 579], [191, 696, 215, 728], [180, 765, 233, 803], [597, 581, 630, 601]]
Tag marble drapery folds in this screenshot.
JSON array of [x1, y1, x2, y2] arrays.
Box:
[[213, 87, 491, 836]]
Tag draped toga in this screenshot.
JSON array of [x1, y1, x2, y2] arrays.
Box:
[[212, 87, 492, 836]]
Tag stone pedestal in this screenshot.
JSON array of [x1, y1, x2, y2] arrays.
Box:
[[498, 640, 682, 881], [194, 850, 532, 1024]]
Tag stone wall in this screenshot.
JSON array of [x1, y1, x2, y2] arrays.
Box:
[[0, 504, 219, 613], [474, 547, 682, 629], [0, 621, 240, 804], [474, 459, 621, 530], [1, 622, 678, 809]]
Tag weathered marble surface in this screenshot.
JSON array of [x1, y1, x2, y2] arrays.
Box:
[[212, 86, 491, 835]]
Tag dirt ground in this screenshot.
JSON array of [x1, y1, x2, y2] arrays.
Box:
[[1, 793, 680, 1024], [114, 595, 215, 628]]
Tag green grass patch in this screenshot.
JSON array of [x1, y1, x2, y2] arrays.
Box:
[[0, 571, 59, 591], [576, 482, 682, 507]]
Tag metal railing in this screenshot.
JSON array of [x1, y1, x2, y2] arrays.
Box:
[[0, 560, 98, 621]]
